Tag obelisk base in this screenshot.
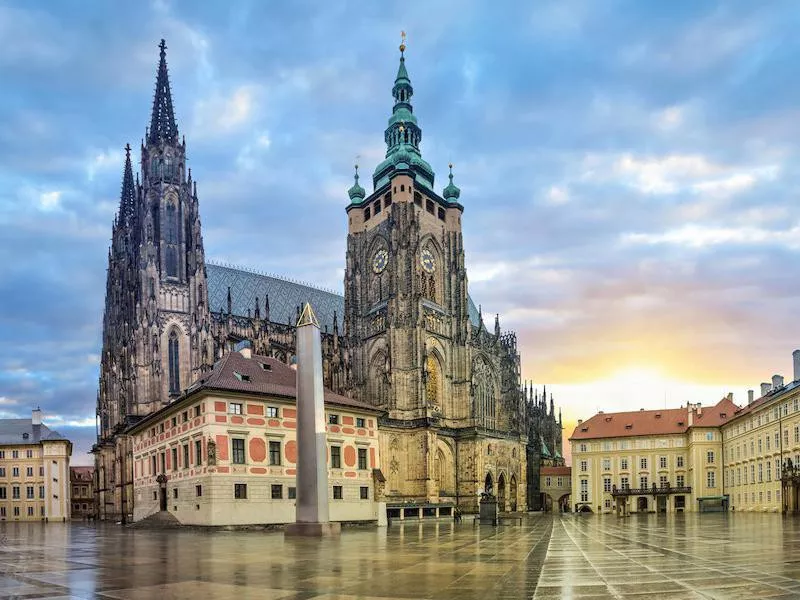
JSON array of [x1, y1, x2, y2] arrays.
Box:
[[285, 522, 341, 537]]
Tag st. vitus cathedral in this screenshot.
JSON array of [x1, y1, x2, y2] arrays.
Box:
[[94, 39, 563, 521]]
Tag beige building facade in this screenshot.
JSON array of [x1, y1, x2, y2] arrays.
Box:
[[0, 409, 71, 522], [540, 466, 571, 512], [570, 399, 734, 514], [70, 466, 96, 519], [128, 348, 383, 526]]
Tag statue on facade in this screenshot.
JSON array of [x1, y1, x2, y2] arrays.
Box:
[[207, 438, 217, 466]]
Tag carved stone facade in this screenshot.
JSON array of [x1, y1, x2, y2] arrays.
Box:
[[94, 40, 563, 521]]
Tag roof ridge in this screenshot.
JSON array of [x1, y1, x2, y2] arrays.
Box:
[[206, 260, 342, 297]]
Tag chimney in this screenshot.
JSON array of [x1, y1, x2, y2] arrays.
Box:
[[32, 407, 42, 443], [761, 382, 771, 397], [687, 407, 693, 427], [235, 339, 252, 359], [794, 349, 800, 382], [577, 419, 583, 425], [772, 374, 784, 390], [726, 393, 733, 402], [748, 390, 754, 405]]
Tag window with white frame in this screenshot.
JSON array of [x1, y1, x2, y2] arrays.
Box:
[[602, 458, 611, 471], [676, 456, 684, 468], [640, 476, 648, 489], [707, 471, 716, 488], [707, 451, 714, 464], [659, 456, 667, 469], [620, 458, 628, 470], [603, 477, 611, 492], [676, 474, 684, 487], [580, 479, 588, 502], [580, 460, 587, 472], [640, 457, 647, 470]]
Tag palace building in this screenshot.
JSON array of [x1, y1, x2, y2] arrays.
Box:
[[571, 349, 800, 515], [0, 409, 71, 522], [94, 39, 563, 523]]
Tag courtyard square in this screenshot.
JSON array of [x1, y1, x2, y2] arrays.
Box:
[[1, 514, 800, 599]]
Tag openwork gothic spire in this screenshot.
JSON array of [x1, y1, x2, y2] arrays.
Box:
[[119, 143, 136, 225], [148, 39, 179, 145]]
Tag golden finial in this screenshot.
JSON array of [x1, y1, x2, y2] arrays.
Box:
[[400, 30, 406, 54]]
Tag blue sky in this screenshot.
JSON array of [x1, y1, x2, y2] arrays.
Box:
[[2, 0, 800, 464]]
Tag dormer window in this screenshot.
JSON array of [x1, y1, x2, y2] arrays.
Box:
[[259, 363, 272, 372], [233, 371, 250, 382], [625, 424, 633, 430]]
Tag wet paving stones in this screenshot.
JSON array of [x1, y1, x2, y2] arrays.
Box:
[[1, 513, 800, 599]]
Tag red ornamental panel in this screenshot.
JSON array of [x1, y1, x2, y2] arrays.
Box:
[[216, 435, 229, 460], [249, 438, 266, 463], [285, 440, 297, 464], [344, 446, 356, 468]]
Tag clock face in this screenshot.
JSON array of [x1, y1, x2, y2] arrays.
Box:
[[372, 249, 388, 274], [421, 248, 436, 273]]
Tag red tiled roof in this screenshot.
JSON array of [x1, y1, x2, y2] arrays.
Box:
[[191, 352, 379, 412], [541, 466, 571, 476], [70, 466, 94, 481], [569, 397, 739, 440]]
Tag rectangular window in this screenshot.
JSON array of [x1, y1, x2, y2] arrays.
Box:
[[364, 207, 370, 220], [579, 460, 587, 472], [196, 485, 202, 497], [640, 476, 648, 489], [0, 468, 4, 477], [767, 462, 772, 482], [331, 446, 341, 469], [183, 444, 189, 469], [640, 458, 647, 470], [545, 477, 551, 487], [234, 483, 247, 499], [676, 475, 685, 487], [620, 458, 628, 470], [659, 475, 668, 488], [271, 484, 283, 500], [356, 417, 366, 428], [659, 456, 667, 469], [171, 417, 177, 428], [27, 506, 33, 516], [328, 414, 339, 425], [603, 477, 611, 492], [160, 453, 166, 474], [171, 448, 178, 471], [11, 451, 18, 459], [13, 507, 19, 517], [579, 479, 588, 502], [707, 471, 716, 488], [707, 451, 714, 464], [677, 456, 684, 468], [151, 455, 157, 474], [173, 488, 178, 499], [579, 443, 587, 452], [766, 436, 771, 451], [758, 439, 762, 453], [195, 440, 202, 466], [12, 467, 19, 477], [751, 464, 755, 483], [229, 403, 243, 415], [360, 486, 369, 500], [269, 441, 281, 466], [333, 485, 343, 500], [232, 439, 246, 464], [194, 405, 201, 417], [758, 463, 763, 483], [0, 507, 4, 517], [0, 487, 5, 499], [26, 467, 32, 477], [0, 451, 4, 458], [26, 486, 34, 499], [182, 411, 188, 423], [602, 458, 611, 471], [288, 487, 296, 499], [39, 486, 44, 499], [267, 407, 279, 418], [358, 448, 368, 470], [620, 476, 629, 490]]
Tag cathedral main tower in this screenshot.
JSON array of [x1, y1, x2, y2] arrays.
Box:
[[344, 40, 527, 509], [95, 40, 213, 521]]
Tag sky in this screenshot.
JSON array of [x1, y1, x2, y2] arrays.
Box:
[[2, 0, 800, 466]]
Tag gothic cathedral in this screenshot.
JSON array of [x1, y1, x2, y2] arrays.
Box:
[[94, 39, 563, 521]]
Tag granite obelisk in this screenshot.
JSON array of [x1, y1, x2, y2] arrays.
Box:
[[285, 303, 341, 537]]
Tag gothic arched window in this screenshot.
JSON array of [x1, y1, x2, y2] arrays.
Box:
[[426, 354, 441, 408], [164, 155, 174, 179], [473, 359, 496, 428], [166, 247, 177, 278], [168, 330, 180, 395], [165, 204, 178, 244]]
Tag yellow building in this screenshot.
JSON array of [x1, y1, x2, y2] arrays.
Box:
[[723, 356, 800, 513], [128, 347, 385, 526], [570, 398, 735, 514], [0, 409, 72, 522]]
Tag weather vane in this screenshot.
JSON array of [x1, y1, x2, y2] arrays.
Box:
[[400, 30, 406, 54]]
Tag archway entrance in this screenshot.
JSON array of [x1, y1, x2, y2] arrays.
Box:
[[637, 497, 648, 512], [509, 475, 518, 511], [497, 473, 506, 511]]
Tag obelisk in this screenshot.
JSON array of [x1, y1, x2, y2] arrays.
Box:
[[285, 303, 341, 537]]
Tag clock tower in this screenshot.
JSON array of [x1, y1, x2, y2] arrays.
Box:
[[343, 39, 477, 502]]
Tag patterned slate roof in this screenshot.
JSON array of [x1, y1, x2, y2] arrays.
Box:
[[206, 262, 484, 330]]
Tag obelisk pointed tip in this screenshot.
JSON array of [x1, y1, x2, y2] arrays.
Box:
[[297, 302, 320, 328]]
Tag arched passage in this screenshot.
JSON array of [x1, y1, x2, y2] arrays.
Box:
[[497, 473, 506, 511], [509, 475, 518, 512], [484, 472, 493, 495]]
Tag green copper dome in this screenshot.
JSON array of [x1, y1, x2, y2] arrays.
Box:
[[347, 165, 365, 203], [443, 164, 461, 201]]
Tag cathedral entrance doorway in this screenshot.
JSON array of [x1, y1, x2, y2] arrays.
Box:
[[497, 473, 506, 512], [509, 476, 518, 511]]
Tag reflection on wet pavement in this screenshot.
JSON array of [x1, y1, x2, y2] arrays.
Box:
[[2, 513, 800, 599]]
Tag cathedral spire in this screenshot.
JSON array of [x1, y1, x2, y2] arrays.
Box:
[[372, 33, 435, 191], [118, 143, 136, 226], [148, 39, 179, 145], [347, 163, 365, 203]]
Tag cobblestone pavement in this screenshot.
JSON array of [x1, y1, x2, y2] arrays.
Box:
[[1, 513, 800, 599]]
